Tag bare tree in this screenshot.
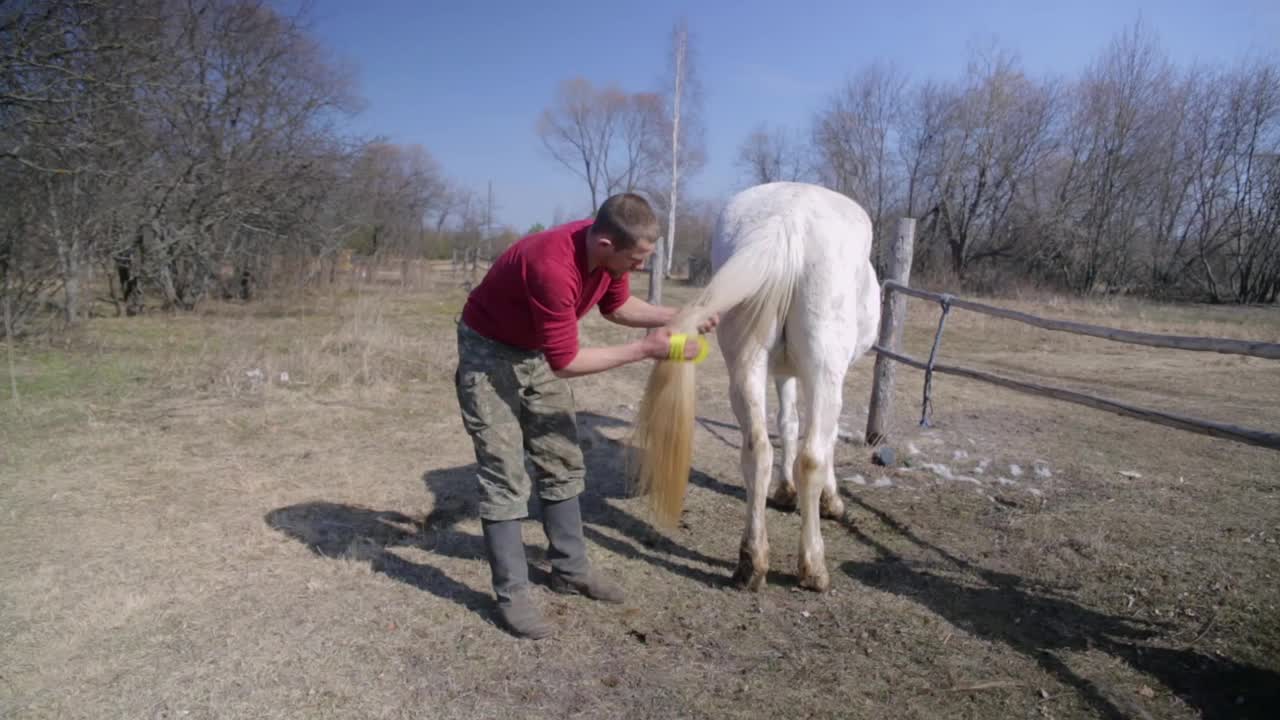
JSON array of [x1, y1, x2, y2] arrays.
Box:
[[1213, 60, 1280, 303], [655, 17, 707, 284], [2, 0, 171, 324], [0, 0, 495, 335], [649, 19, 689, 302], [735, 123, 808, 185], [811, 62, 908, 248], [916, 47, 1057, 279], [537, 77, 618, 213], [537, 77, 672, 215], [608, 91, 665, 198], [537, 72, 682, 299], [345, 141, 447, 262], [642, 24, 708, 294], [897, 80, 953, 221], [1045, 20, 1173, 292]]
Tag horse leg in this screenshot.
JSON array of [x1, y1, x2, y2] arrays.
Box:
[[776, 376, 844, 520], [771, 375, 798, 511], [821, 451, 845, 520], [794, 372, 843, 592], [728, 352, 772, 591]]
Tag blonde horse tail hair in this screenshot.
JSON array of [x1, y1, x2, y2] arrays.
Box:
[[626, 358, 697, 529], [627, 216, 801, 529]]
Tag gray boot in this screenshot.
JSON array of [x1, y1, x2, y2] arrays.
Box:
[[542, 496, 625, 604], [481, 519, 553, 639]]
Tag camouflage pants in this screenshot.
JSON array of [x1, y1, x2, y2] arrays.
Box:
[[454, 320, 586, 521]]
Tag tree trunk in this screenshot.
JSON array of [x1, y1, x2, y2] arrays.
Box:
[[115, 255, 137, 314], [239, 266, 254, 301], [647, 237, 665, 303], [47, 177, 83, 324], [157, 260, 180, 310], [57, 232, 83, 324], [665, 27, 684, 278], [117, 233, 145, 316], [1200, 252, 1221, 303]]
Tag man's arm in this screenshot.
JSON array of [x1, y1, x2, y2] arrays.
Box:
[[552, 327, 705, 378], [605, 296, 721, 334], [602, 296, 677, 328], [551, 337, 653, 379]]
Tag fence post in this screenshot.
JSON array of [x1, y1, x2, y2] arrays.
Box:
[[865, 217, 916, 446]]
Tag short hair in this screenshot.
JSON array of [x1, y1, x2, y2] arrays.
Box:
[[592, 193, 659, 250]]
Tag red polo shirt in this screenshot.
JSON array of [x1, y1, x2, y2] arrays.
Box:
[[460, 219, 631, 371]]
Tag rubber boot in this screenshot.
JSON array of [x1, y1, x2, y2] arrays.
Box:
[[542, 496, 624, 603], [481, 518, 553, 639]]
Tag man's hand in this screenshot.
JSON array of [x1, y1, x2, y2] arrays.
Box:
[[696, 312, 720, 335], [641, 327, 704, 361]]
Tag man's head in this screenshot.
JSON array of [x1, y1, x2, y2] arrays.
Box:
[[587, 193, 660, 278]]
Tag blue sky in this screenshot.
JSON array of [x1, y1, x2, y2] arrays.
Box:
[[291, 0, 1278, 232]]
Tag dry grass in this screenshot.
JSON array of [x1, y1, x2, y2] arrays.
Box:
[[1, 270, 1278, 720]]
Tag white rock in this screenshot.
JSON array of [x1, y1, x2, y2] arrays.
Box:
[[921, 463, 954, 480]]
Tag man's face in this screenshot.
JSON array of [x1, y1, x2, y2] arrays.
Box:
[[601, 238, 655, 278]]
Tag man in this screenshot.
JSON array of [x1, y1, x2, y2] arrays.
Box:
[[453, 192, 716, 639]]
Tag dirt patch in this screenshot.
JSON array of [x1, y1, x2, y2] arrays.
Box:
[[2, 276, 1277, 719]]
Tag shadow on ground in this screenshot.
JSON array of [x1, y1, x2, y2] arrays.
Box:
[[839, 495, 1280, 720], [266, 409, 1276, 716], [264, 411, 738, 636]]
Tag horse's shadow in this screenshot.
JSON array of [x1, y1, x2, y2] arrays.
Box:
[[264, 410, 738, 634], [838, 496, 1280, 720]]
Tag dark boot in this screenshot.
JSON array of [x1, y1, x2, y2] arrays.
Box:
[[481, 518, 553, 639], [542, 496, 624, 603]]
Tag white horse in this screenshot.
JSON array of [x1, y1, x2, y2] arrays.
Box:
[[629, 182, 881, 592]]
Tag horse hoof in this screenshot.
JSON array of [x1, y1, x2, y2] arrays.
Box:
[[769, 484, 798, 512], [798, 561, 830, 593], [732, 564, 767, 592], [820, 492, 845, 520], [733, 547, 768, 591]]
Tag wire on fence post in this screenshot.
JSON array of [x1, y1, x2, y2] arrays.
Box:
[[920, 295, 953, 427]]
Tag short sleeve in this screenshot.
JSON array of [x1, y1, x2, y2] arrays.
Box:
[[598, 272, 631, 315], [526, 262, 579, 371]]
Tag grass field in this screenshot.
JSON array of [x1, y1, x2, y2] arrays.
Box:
[[2, 263, 1278, 719]]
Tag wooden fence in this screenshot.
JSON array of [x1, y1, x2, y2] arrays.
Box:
[[864, 218, 1280, 453]]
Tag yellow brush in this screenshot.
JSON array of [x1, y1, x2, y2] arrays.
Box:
[[666, 333, 710, 363]]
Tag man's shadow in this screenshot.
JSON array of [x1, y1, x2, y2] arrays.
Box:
[[264, 500, 496, 615], [838, 496, 1280, 720], [264, 410, 741, 635]]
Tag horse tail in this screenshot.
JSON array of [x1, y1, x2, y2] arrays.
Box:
[[627, 210, 803, 529]]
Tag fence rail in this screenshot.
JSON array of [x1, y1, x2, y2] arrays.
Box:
[[873, 345, 1280, 452], [883, 280, 1280, 360], [864, 218, 1280, 453]]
